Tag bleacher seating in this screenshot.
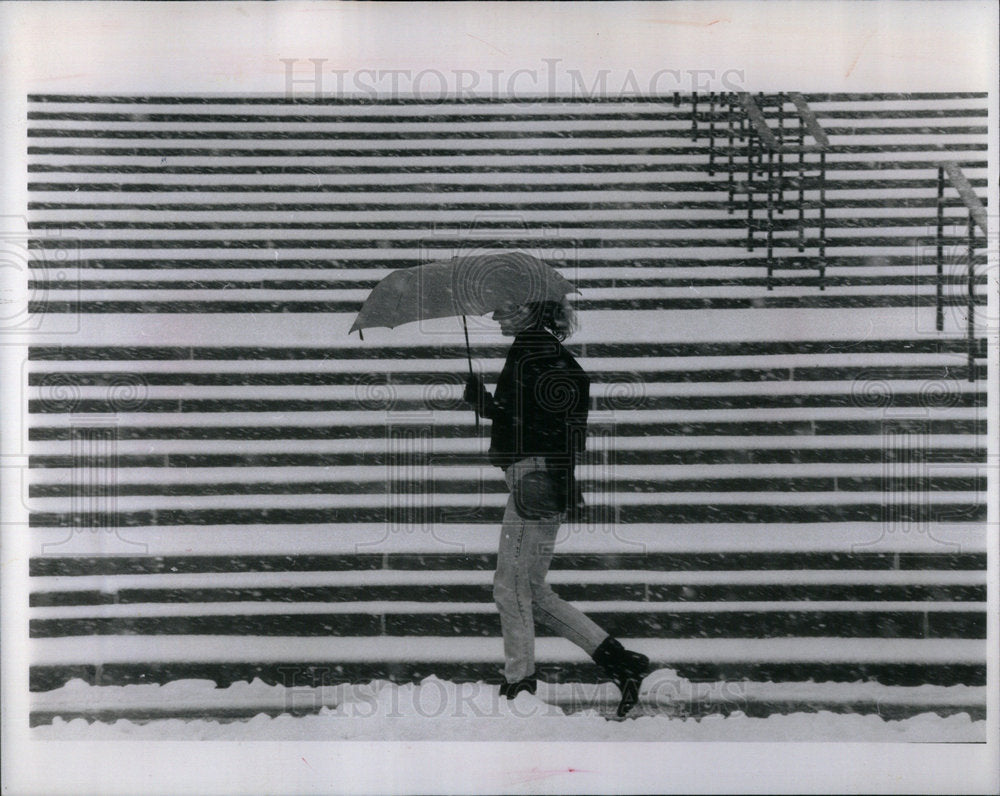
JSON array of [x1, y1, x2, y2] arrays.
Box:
[[24, 92, 988, 722]]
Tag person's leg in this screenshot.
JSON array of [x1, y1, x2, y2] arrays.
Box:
[[493, 466, 538, 683], [525, 515, 608, 656], [510, 459, 608, 656], [517, 458, 650, 717]]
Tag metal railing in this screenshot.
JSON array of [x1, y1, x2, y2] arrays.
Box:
[[692, 92, 830, 289], [936, 161, 988, 381], [735, 92, 830, 289]]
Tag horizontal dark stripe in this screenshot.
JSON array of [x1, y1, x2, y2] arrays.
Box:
[[26, 163, 749, 176], [27, 502, 987, 527], [30, 476, 984, 499], [29, 448, 985, 469], [30, 274, 988, 291], [26, 296, 990, 314], [29, 111, 689, 124], [23, 255, 993, 274], [22, 128, 746, 140], [804, 108, 988, 119], [26, 92, 989, 104], [28, 660, 988, 694], [26, 177, 988, 193], [23, 393, 988, 431], [26, 700, 987, 726], [26, 107, 989, 123], [25, 145, 749, 158], [23, 96, 685, 106], [26, 198, 988, 213], [26, 180, 744, 194], [23, 159, 990, 176], [25, 235, 989, 250], [24, 364, 978, 387], [24, 142, 989, 158], [24, 702, 992, 729], [27, 611, 987, 639], [22, 216, 991, 232], [28, 550, 987, 578], [740, 125, 988, 136], [30, 366, 794, 386], [801, 92, 988, 101], [27, 337, 986, 359], [28, 160, 986, 192], [24, 395, 987, 420], [25, 126, 990, 140], [29, 583, 986, 608], [27, 707, 338, 727], [18, 217, 780, 232]]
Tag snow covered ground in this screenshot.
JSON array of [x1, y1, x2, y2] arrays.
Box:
[[31, 670, 987, 742]]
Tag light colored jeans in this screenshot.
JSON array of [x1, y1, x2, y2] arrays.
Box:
[[494, 457, 609, 681]]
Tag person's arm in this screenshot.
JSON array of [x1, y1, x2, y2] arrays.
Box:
[[463, 374, 497, 419], [566, 367, 589, 465]]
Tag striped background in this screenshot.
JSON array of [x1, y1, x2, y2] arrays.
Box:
[[25, 93, 989, 720]]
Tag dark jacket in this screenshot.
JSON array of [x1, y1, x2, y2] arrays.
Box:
[[479, 329, 589, 512]]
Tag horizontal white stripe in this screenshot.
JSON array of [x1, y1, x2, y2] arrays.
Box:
[[24, 96, 986, 114], [25, 435, 982, 458], [25, 462, 989, 487], [23, 186, 955, 205], [27, 205, 981, 224], [11, 308, 976, 347], [28, 147, 986, 169], [28, 599, 984, 621], [28, 635, 988, 665], [28, 207, 750, 224], [25, 353, 974, 376], [50, 266, 857, 282], [25, 225, 748, 240], [26, 677, 988, 715], [29, 567, 988, 594], [809, 98, 987, 111], [26, 101, 689, 118], [28, 521, 987, 557], [24, 408, 983, 433], [27, 245, 963, 262], [30, 153, 714, 169], [27, 118, 696, 133], [26, 434, 981, 457], [26, 490, 983, 514], [27, 167, 987, 188], [822, 149, 985, 162], [29, 170, 725, 186], [25, 132, 987, 152], [24, 382, 985, 403], [35, 284, 981, 301]]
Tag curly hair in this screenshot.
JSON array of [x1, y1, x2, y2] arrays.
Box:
[[525, 298, 577, 341]]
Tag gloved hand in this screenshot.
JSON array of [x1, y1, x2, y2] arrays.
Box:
[[462, 374, 494, 418], [567, 478, 587, 522]]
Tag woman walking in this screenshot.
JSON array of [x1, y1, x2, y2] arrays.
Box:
[[463, 298, 650, 717]]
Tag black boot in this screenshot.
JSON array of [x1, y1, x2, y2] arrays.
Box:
[[499, 676, 537, 699], [592, 637, 650, 718]]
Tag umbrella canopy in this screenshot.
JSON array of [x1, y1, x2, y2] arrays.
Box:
[[349, 251, 578, 335]]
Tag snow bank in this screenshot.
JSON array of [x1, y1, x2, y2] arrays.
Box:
[[31, 674, 987, 742]]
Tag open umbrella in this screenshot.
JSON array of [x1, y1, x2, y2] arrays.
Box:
[[349, 250, 579, 424]]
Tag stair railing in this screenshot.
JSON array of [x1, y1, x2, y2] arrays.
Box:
[[731, 92, 831, 289], [935, 161, 988, 381]]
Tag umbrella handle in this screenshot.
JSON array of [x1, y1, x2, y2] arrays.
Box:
[[462, 315, 479, 430]]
